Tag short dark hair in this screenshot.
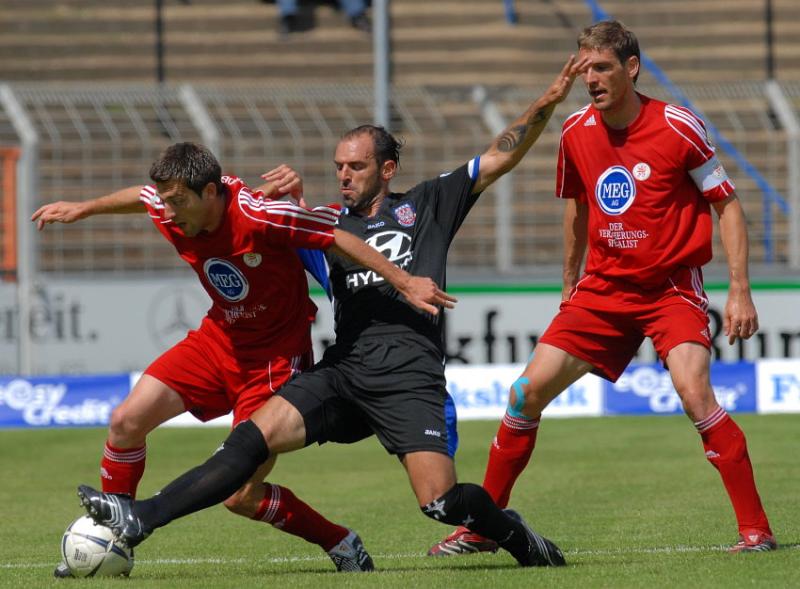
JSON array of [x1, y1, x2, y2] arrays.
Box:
[[149, 142, 223, 196], [341, 125, 403, 168], [578, 20, 641, 83]]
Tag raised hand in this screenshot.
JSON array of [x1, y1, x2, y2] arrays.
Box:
[[542, 54, 592, 106], [260, 164, 305, 207]]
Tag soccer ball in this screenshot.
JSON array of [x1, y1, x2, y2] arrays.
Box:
[[61, 515, 134, 577]]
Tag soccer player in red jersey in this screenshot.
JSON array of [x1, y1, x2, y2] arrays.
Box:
[[430, 20, 776, 556], [33, 142, 452, 576]]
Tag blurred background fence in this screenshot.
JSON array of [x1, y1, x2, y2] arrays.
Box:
[[0, 80, 797, 278]]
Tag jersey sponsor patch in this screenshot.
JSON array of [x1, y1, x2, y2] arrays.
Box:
[[392, 202, 416, 227], [365, 231, 413, 267], [595, 165, 636, 215], [203, 258, 250, 302]]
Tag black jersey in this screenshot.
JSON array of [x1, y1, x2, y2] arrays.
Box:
[[326, 158, 481, 347]]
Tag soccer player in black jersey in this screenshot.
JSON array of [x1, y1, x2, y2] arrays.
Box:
[[77, 54, 590, 569]]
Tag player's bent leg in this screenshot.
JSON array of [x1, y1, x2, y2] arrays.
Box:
[[667, 343, 775, 552], [482, 345, 589, 507], [429, 345, 591, 558], [77, 398, 313, 548], [406, 452, 565, 567], [221, 455, 369, 571], [222, 455, 279, 517], [102, 375, 187, 497], [665, 342, 718, 422]]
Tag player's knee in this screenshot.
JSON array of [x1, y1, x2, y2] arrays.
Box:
[[678, 388, 717, 422], [415, 479, 455, 508], [108, 406, 147, 443], [420, 483, 488, 527], [508, 377, 540, 418], [420, 484, 462, 524]]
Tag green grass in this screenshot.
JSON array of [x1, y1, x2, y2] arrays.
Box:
[[1, 415, 797, 588]]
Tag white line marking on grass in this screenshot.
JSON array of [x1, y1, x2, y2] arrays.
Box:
[[4, 543, 796, 570]]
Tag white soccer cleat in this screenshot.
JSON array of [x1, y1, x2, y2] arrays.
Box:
[[327, 530, 374, 572]]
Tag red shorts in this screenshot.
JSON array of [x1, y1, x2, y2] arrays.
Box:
[[539, 267, 711, 382], [144, 328, 313, 426]]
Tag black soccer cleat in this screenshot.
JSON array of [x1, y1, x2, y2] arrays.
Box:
[[504, 508, 566, 567], [77, 485, 151, 549]]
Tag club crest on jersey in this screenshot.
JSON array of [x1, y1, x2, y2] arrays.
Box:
[[632, 162, 651, 181], [242, 252, 262, 268], [595, 165, 636, 215], [393, 202, 416, 227], [203, 258, 249, 302]]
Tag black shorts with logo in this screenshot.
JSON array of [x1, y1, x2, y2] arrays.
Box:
[[278, 332, 452, 457]]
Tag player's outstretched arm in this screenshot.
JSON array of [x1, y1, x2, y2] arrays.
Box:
[[473, 54, 590, 195], [330, 228, 457, 315], [713, 193, 759, 344], [31, 186, 145, 230], [258, 164, 307, 207]]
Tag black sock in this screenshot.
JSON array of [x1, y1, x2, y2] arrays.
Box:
[[135, 420, 269, 530], [421, 483, 530, 561]]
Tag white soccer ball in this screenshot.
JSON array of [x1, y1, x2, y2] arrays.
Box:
[[61, 515, 134, 577]]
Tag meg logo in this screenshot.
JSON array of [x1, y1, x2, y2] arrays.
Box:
[[595, 165, 636, 215], [203, 258, 249, 302]]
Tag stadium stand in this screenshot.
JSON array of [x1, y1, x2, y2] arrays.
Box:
[[0, 1, 797, 274], [2, 1, 799, 85]]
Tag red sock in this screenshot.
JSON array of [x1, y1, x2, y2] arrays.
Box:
[[695, 407, 772, 535], [254, 484, 348, 551], [482, 412, 540, 509], [100, 442, 146, 498]]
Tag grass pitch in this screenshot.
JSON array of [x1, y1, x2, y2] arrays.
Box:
[[0, 415, 797, 588]]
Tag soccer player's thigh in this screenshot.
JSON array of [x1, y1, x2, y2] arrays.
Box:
[[268, 361, 371, 452], [649, 303, 715, 420], [515, 343, 594, 414], [110, 332, 229, 446], [108, 374, 187, 446], [535, 303, 640, 409], [143, 331, 232, 425]]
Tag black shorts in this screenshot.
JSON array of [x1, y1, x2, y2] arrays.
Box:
[[278, 333, 453, 457]]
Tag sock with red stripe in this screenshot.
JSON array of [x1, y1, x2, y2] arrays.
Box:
[[482, 412, 540, 509], [254, 483, 349, 551], [695, 406, 772, 535], [100, 442, 146, 498]]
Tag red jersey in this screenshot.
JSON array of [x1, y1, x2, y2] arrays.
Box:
[[139, 175, 339, 361], [556, 94, 735, 288]]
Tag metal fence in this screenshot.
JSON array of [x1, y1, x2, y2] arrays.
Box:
[[0, 80, 797, 280]]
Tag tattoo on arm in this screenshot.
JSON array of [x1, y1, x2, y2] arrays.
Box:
[[497, 124, 528, 152], [496, 108, 550, 153], [528, 109, 547, 125]]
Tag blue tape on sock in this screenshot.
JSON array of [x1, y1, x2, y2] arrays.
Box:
[[508, 377, 530, 418]]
